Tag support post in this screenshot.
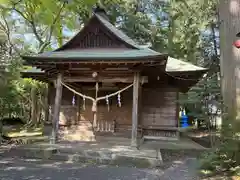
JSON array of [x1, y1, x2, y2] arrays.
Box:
[[131, 72, 140, 147], [44, 84, 50, 123], [51, 73, 63, 144], [30, 86, 37, 124], [176, 91, 180, 139]]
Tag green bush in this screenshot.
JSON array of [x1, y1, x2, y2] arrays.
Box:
[[200, 139, 240, 176]]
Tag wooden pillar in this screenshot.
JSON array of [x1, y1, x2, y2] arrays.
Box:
[[30, 86, 37, 124], [131, 72, 140, 147], [176, 90, 180, 139], [51, 73, 63, 144], [43, 84, 50, 123]]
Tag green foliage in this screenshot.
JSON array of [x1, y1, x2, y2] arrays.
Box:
[[0, 0, 98, 52], [200, 136, 240, 176], [179, 72, 221, 126], [0, 0, 101, 126]]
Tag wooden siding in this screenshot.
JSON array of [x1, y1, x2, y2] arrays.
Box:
[[140, 87, 178, 127], [79, 88, 133, 127], [60, 18, 127, 50], [49, 83, 179, 139], [49, 85, 78, 126]]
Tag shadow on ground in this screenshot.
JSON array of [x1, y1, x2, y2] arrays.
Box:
[[0, 157, 164, 180]]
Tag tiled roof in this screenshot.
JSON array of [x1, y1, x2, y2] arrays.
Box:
[[22, 48, 165, 62], [23, 56, 207, 74]]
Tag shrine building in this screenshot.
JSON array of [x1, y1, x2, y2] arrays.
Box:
[[21, 6, 207, 146]]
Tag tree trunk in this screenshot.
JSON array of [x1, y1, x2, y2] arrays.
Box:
[[219, 0, 240, 133]]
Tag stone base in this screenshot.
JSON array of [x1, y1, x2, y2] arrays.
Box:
[[59, 122, 96, 142], [7, 144, 162, 168]]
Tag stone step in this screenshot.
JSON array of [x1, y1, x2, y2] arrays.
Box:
[[50, 152, 160, 168]]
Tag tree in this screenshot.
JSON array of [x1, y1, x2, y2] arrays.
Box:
[[199, 0, 240, 177], [219, 0, 240, 130], [0, 0, 100, 128]]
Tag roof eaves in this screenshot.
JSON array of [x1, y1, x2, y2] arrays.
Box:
[[166, 57, 208, 72], [21, 50, 167, 63]]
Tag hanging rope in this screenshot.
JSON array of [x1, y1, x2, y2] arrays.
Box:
[[96, 83, 133, 101], [61, 82, 95, 101], [61, 81, 133, 103]]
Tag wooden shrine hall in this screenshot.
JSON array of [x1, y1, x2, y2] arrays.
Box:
[[21, 7, 207, 146]]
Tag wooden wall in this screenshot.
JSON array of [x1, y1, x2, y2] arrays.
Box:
[[48, 83, 179, 130], [48, 85, 133, 127], [80, 88, 133, 126], [49, 85, 78, 125], [140, 87, 178, 127]]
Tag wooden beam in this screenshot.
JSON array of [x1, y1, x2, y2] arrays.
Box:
[[64, 71, 135, 77], [131, 72, 140, 147], [58, 76, 148, 83], [51, 73, 63, 144]]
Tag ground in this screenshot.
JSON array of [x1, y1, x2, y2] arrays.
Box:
[[0, 125, 227, 180], [0, 156, 201, 180]]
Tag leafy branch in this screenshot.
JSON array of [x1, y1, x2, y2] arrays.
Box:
[[2, 0, 67, 53], [0, 12, 21, 56], [39, 1, 67, 53], [12, 3, 44, 46]]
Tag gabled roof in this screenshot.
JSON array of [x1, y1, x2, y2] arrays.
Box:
[[55, 12, 140, 51], [22, 8, 167, 64], [21, 5, 207, 87]]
